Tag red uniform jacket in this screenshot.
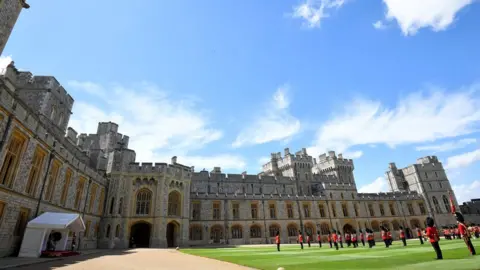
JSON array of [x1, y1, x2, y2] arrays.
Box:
[[332, 233, 338, 243], [360, 233, 364, 240], [426, 227, 439, 243], [416, 228, 422, 237], [298, 235, 303, 243], [275, 235, 280, 244], [345, 234, 351, 241], [387, 231, 392, 239], [381, 231, 387, 240], [327, 235, 331, 242], [352, 234, 357, 241], [400, 229, 405, 238], [367, 232, 374, 241], [317, 235, 321, 242], [458, 223, 470, 238], [307, 236, 311, 243]]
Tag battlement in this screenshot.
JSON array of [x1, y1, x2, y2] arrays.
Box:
[[192, 171, 296, 183], [317, 151, 354, 166], [190, 192, 327, 201], [97, 122, 118, 134], [128, 162, 193, 175], [357, 190, 422, 200], [15, 72, 74, 107], [416, 156, 440, 165]]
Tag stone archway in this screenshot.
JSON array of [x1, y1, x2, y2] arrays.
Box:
[[166, 221, 179, 248], [130, 222, 152, 248], [343, 223, 354, 233]]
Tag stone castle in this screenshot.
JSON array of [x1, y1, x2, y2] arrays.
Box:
[[0, 0, 461, 257]]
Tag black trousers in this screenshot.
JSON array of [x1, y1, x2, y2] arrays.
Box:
[[300, 242, 303, 249], [277, 243, 280, 251], [465, 238, 476, 255], [368, 240, 374, 248], [329, 241, 332, 248], [419, 236, 424, 244], [383, 239, 389, 248], [319, 241, 322, 248], [340, 241, 343, 248], [308, 241, 311, 247], [347, 240, 351, 247], [431, 241, 443, 259], [353, 240, 358, 248], [361, 239, 365, 246], [334, 242, 339, 250], [401, 237, 407, 246]]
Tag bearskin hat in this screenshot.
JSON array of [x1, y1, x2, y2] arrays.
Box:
[[332, 229, 337, 233], [399, 226, 404, 230], [455, 212, 465, 223], [317, 231, 320, 235], [426, 217, 435, 227]]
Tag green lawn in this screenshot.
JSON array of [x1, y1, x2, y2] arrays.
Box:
[[181, 239, 480, 270]]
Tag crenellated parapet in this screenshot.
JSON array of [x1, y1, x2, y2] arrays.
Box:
[[357, 191, 423, 201], [127, 162, 193, 179], [316, 151, 354, 170]]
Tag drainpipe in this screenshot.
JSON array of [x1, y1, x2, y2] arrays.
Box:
[[78, 178, 92, 250], [34, 141, 56, 217]]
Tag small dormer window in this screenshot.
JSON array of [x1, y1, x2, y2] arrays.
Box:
[[50, 105, 56, 120]]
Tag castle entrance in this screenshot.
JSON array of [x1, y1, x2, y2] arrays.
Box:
[[343, 223, 354, 233], [130, 222, 151, 248], [166, 222, 178, 248]]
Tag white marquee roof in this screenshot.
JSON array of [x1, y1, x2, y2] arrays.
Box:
[[27, 212, 85, 231]]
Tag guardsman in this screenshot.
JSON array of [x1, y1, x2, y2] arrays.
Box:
[[475, 225, 480, 239], [399, 226, 407, 246], [332, 229, 339, 250], [366, 229, 374, 248], [425, 217, 443, 260], [351, 230, 358, 248], [275, 231, 280, 252], [416, 226, 424, 244], [387, 228, 393, 246], [359, 230, 365, 246], [298, 231, 304, 250], [317, 231, 322, 248], [327, 232, 333, 248], [455, 212, 476, 255], [338, 232, 344, 248], [381, 226, 389, 248], [345, 232, 351, 247], [307, 233, 311, 248]]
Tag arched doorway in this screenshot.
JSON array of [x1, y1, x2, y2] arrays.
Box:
[[211, 225, 224, 243], [130, 222, 151, 248], [166, 222, 178, 248], [343, 223, 354, 233]]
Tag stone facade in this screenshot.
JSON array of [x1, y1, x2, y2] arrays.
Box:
[[0, 0, 29, 56], [460, 199, 480, 225]]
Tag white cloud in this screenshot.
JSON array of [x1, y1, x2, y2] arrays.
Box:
[[373, 20, 387, 30], [343, 150, 363, 159], [358, 177, 389, 193], [232, 85, 301, 148], [416, 138, 477, 153], [380, 0, 475, 36], [0, 56, 13, 70], [258, 156, 271, 165], [445, 148, 480, 170], [68, 81, 246, 171], [309, 86, 480, 157], [452, 180, 480, 203], [291, 0, 346, 28]]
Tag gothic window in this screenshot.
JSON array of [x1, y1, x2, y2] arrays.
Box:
[[442, 195, 450, 213], [331, 203, 337, 217], [74, 177, 86, 210], [106, 224, 111, 238], [418, 202, 427, 215], [50, 105, 56, 120], [305, 224, 314, 236], [25, 146, 47, 195], [0, 130, 27, 187], [250, 225, 261, 238], [192, 202, 201, 220], [371, 221, 380, 232], [303, 204, 311, 218], [341, 204, 348, 217], [251, 204, 258, 219], [269, 224, 280, 237], [287, 224, 298, 237], [231, 225, 243, 239], [368, 204, 374, 216], [60, 169, 72, 206], [232, 203, 239, 219], [319, 204, 326, 217], [88, 184, 98, 213], [168, 191, 181, 216], [389, 203, 396, 216], [58, 113, 64, 126], [118, 197, 123, 215], [115, 224, 120, 237], [286, 204, 294, 218], [189, 225, 203, 240], [213, 202, 221, 220], [354, 204, 359, 217], [109, 196, 115, 214], [407, 203, 415, 215], [269, 204, 276, 219], [432, 196, 441, 213], [435, 171, 439, 178], [379, 204, 385, 216], [320, 223, 330, 235], [135, 189, 152, 215]]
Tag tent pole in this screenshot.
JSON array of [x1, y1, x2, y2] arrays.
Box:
[[35, 141, 56, 218]]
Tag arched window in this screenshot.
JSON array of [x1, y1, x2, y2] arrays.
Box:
[[371, 221, 380, 232], [58, 113, 64, 126], [269, 224, 280, 237], [432, 196, 441, 213], [231, 225, 243, 239], [136, 189, 152, 215], [168, 191, 181, 216], [287, 224, 298, 237], [189, 225, 203, 240], [50, 105, 56, 120], [118, 197, 123, 215], [106, 224, 111, 238], [109, 197, 115, 214], [304, 223, 314, 236], [392, 220, 400, 230], [250, 225, 261, 238], [442, 195, 450, 213], [115, 224, 120, 237]]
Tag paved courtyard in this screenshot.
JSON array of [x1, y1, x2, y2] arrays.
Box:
[[11, 249, 255, 270]]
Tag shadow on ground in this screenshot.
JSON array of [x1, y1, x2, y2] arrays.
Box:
[[13, 249, 134, 270]]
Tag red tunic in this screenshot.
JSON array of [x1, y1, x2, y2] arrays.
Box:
[[345, 234, 351, 241], [426, 227, 439, 243], [317, 235, 321, 242], [458, 223, 469, 237], [275, 235, 280, 244], [360, 233, 364, 240], [307, 236, 311, 243], [327, 235, 331, 242], [400, 229, 405, 238], [387, 231, 392, 239], [332, 233, 338, 243], [416, 228, 422, 237], [298, 235, 303, 242], [367, 232, 374, 241], [352, 234, 357, 241], [338, 235, 342, 242], [381, 231, 387, 240]]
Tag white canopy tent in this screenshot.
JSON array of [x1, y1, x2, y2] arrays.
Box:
[[19, 212, 85, 258]]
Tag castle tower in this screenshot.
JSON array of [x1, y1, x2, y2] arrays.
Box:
[[314, 151, 355, 184], [385, 162, 408, 192], [0, 0, 30, 55]]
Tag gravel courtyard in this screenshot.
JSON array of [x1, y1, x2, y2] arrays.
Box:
[[13, 249, 255, 270]]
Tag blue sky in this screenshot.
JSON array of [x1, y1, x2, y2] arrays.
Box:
[[2, 0, 480, 203]]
